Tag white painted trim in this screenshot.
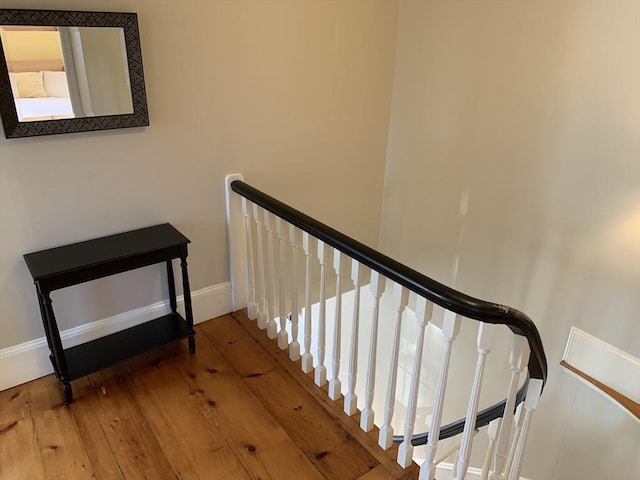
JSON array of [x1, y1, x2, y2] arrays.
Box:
[[559, 365, 640, 425], [562, 326, 640, 402], [0, 282, 232, 391]]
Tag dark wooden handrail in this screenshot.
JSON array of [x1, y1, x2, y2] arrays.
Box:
[[231, 179, 547, 443]]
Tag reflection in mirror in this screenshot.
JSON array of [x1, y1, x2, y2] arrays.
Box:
[[1, 25, 134, 122], [0, 9, 148, 139]]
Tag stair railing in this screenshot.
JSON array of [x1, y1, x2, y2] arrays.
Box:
[[225, 174, 547, 480]]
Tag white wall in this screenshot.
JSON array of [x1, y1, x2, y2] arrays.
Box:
[[0, 0, 398, 349], [381, 1, 639, 479]]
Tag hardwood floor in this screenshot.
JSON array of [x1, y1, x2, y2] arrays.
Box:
[[0, 312, 419, 480]]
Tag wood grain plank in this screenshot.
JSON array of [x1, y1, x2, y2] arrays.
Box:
[[74, 369, 178, 480], [170, 330, 326, 480], [357, 464, 398, 480], [68, 347, 184, 479], [68, 377, 127, 479], [0, 376, 94, 480], [224, 310, 420, 480], [199, 314, 386, 480], [357, 464, 421, 480], [125, 352, 252, 480], [31, 380, 94, 480], [0, 381, 47, 480]]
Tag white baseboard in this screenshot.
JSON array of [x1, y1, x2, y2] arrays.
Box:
[[0, 282, 232, 391]]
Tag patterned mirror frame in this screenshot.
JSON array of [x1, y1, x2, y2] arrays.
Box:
[[0, 9, 149, 138]]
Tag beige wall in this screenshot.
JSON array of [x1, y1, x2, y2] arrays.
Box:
[[381, 1, 639, 479], [0, 0, 398, 348]]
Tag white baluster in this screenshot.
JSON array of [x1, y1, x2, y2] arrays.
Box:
[[328, 249, 343, 400], [264, 211, 278, 339], [480, 419, 501, 480], [503, 402, 525, 480], [489, 336, 530, 480], [275, 218, 288, 349], [242, 198, 258, 319], [419, 310, 461, 480], [455, 322, 497, 480], [361, 271, 386, 432], [288, 225, 301, 361], [452, 455, 459, 479], [315, 240, 328, 386], [253, 204, 268, 329], [397, 296, 434, 467], [301, 232, 314, 373], [378, 283, 409, 449], [344, 259, 364, 416], [508, 379, 543, 480]]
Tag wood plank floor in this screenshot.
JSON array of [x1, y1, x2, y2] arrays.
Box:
[[0, 313, 419, 480]]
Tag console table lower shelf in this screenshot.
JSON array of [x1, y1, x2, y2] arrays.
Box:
[[63, 313, 190, 381]]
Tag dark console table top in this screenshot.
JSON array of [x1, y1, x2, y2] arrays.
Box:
[[24, 223, 190, 282]]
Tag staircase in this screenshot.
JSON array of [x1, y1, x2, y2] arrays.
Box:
[[225, 174, 547, 480]]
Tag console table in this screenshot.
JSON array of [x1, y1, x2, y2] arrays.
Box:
[[23, 223, 195, 402]]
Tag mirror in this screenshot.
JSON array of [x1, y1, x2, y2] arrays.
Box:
[[0, 9, 148, 138]]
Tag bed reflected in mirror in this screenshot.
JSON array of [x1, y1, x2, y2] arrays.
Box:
[[1, 25, 133, 122], [0, 9, 148, 138]]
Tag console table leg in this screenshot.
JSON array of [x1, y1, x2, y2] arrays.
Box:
[[35, 289, 54, 355], [38, 287, 72, 402], [63, 382, 73, 403], [37, 292, 58, 370], [180, 255, 196, 355], [166, 260, 178, 315]]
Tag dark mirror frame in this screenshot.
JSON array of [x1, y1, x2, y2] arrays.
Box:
[[0, 9, 148, 138]]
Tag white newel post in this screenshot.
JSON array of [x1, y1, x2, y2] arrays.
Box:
[[379, 283, 409, 449], [344, 259, 364, 416], [420, 310, 461, 480], [224, 173, 249, 312], [455, 322, 497, 480], [397, 296, 434, 468], [328, 249, 343, 400], [315, 240, 327, 386]]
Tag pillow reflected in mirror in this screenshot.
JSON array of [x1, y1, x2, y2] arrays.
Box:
[[43, 70, 69, 98], [11, 71, 46, 98]]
